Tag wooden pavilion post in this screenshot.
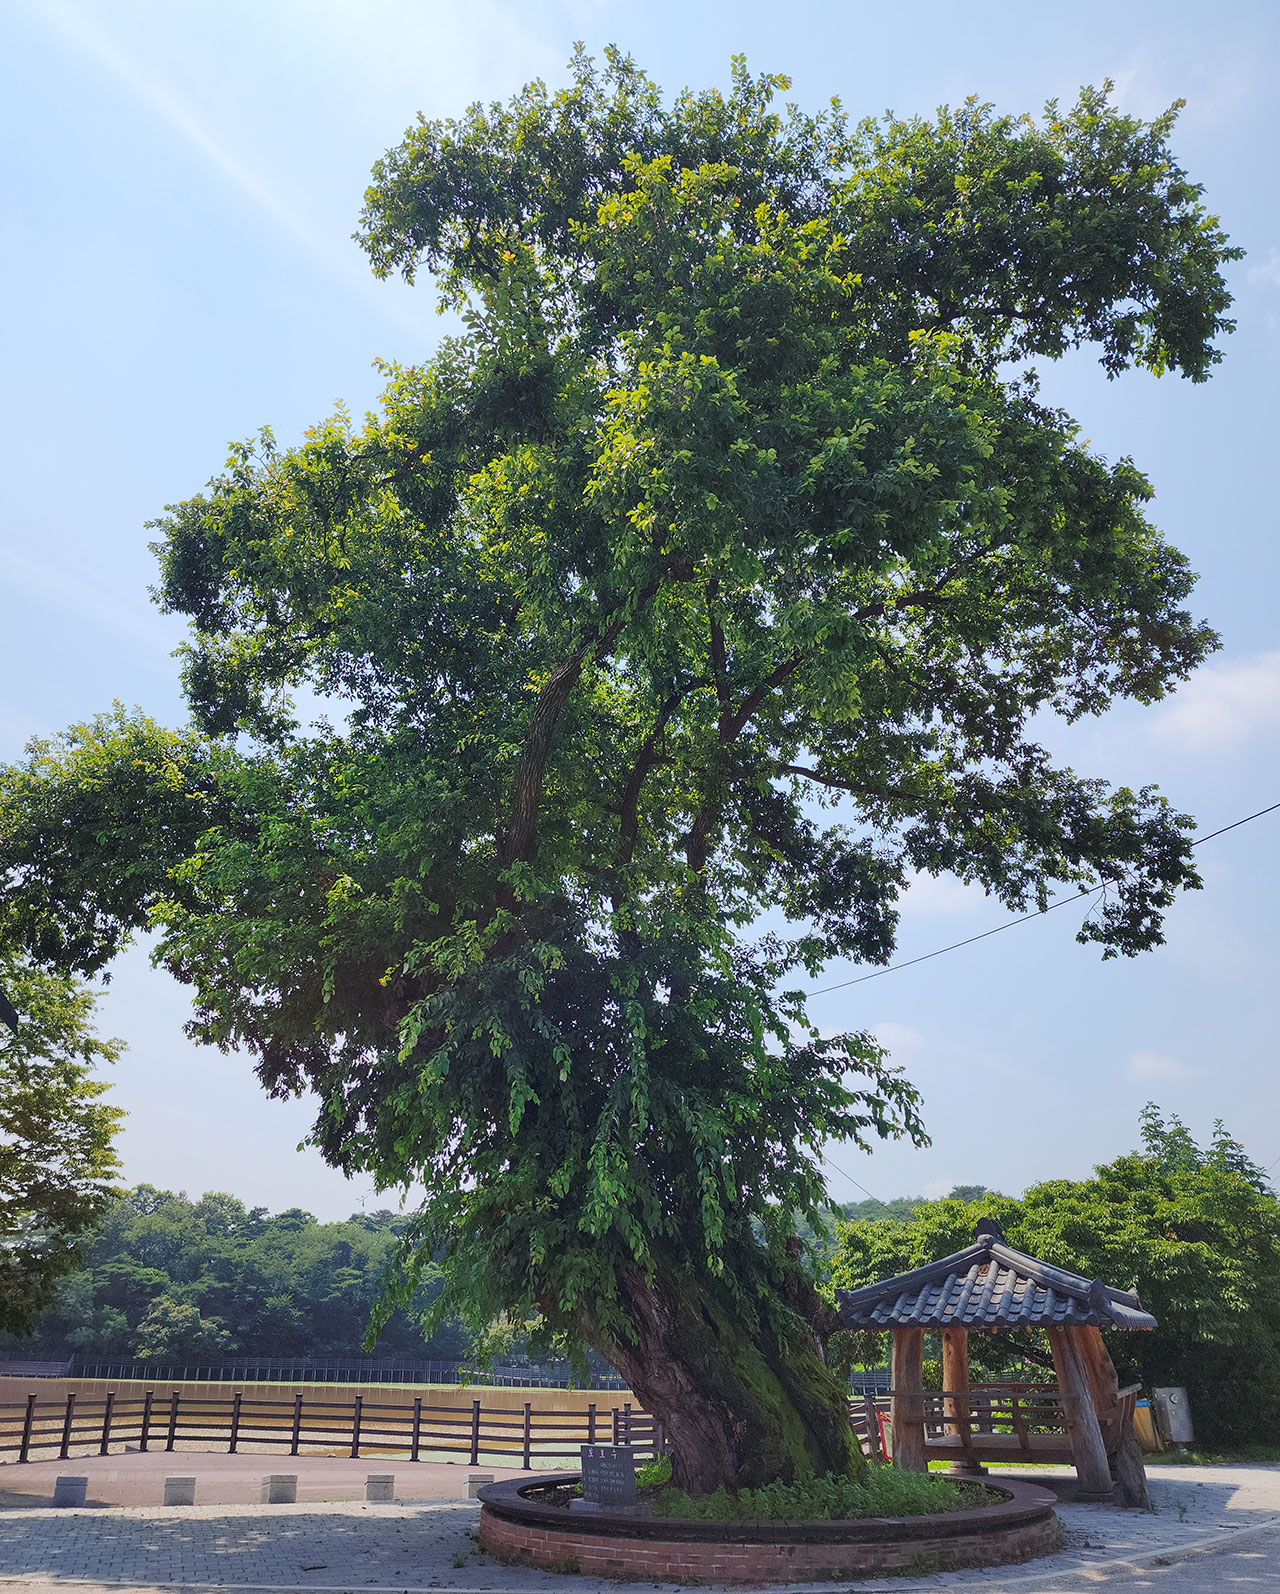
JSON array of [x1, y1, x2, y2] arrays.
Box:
[[940, 1325, 984, 1476], [890, 1326, 927, 1472], [1047, 1327, 1112, 1499], [1075, 1325, 1150, 1509], [1074, 1325, 1121, 1443]]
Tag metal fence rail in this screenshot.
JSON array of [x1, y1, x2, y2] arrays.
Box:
[[0, 1390, 662, 1467], [30, 1359, 628, 1389]]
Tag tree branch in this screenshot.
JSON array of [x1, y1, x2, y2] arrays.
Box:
[[498, 560, 693, 880], [775, 766, 940, 806], [616, 692, 684, 872], [706, 579, 732, 722], [680, 576, 968, 871]]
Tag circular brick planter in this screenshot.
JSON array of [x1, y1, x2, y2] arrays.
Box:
[[477, 1473, 1064, 1584]]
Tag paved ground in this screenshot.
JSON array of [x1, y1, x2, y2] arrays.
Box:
[[0, 1462, 1276, 1592]]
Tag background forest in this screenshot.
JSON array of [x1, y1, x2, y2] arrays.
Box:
[[0, 1187, 467, 1363], [6, 1106, 1277, 1454]]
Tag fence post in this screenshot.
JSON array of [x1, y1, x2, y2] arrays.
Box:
[[228, 1391, 242, 1454], [99, 1391, 115, 1456], [166, 1391, 180, 1452], [611, 1406, 620, 1445], [522, 1401, 532, 1470], [60, 1392, 76, 1460], [291, 1394, 303, 1457], [411, 1397, 422, 1464], [350, 1395, 363, 1459], [587, 1402, 596, 1445], [140, 1389, 154, 1452], [863, 1395, 882, 1462], [623, 1402, 632, 1444], [470, 1399, 481, 1466], [18, 1393, 37, 1464]]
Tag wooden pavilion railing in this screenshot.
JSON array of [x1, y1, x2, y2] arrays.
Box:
[[850, 1381, 1136, 1466], [0, 1389, 662, 1467]]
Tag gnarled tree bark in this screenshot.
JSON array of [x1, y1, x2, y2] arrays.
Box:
[[586, 1258, 862, 1496]]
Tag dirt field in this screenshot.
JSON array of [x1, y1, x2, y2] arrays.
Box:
[[0, 1377, 631, 1413]]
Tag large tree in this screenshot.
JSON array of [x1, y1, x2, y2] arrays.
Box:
[[0, 54, 1237, 1491]]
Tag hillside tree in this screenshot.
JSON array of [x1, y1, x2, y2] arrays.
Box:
[[0, 954, 123, 1334]]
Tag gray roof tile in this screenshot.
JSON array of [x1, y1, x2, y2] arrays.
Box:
[[835, 1221, 1157, 1332]]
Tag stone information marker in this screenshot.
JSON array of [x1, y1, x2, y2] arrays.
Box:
[[571, 1444, 640, 1514]]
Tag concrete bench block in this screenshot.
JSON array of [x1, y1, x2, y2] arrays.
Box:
[[365, 1473, 395, 1502], [467, 1472, 495, 1498], [261, 1473, 298, 1504], [53, 1476, 88, 1508], [164, 1476, 196, 1506]]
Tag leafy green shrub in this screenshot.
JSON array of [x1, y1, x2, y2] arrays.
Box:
[[651, 1466, 967, 1522], [635, 1453, 672, 1489]]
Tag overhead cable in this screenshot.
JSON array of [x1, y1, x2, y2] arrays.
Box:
[[807, 798, 1280, 1000]]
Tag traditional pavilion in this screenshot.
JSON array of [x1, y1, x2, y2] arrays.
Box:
[[836, 1219, 1155, 1502]]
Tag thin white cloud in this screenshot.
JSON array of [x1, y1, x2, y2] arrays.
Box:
[[1127, 1050, 1193, 1082], [1153, 650, 1280, 752], [2, 545, 177, 651], [872, 1021, 924, 1059], [1248, 251, 1280, 288], [295, 0, 561, 107], [1107, 53, 1258, 133], [24, 0, 432, 336], [902, 871, 988, 915], [922, 1177, 954, 1200]]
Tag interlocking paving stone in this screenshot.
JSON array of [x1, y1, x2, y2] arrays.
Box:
[[0, 1466, 1277, 1592]]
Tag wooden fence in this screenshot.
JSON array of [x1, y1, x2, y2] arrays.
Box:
[[0, 1389, 662, 1468], [4, 1385, 1077, 1472]]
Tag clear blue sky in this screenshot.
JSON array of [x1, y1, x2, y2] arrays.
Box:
[[2, 0, 1277, 1220]]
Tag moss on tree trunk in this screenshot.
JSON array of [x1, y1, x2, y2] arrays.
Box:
[[589, 1257, 861, 1496]]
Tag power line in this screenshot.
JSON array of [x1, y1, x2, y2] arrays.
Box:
[[809, 887, 1102, 996], [807, 797, 1280, 1000], [815, 798, 1280, 1204], [1191, 799, 1280, 846], [819, 1151, 892, 1211]]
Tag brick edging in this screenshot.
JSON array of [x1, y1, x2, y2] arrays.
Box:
[[477, 1472, 1056, 1542], [476, 1475, 1063, 1583]]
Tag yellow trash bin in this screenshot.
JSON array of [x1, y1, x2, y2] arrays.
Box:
[[1132, 1399, 1163, 1453]]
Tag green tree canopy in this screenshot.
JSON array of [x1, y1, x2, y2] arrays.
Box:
[[4, 1185, 469, 1363], [0, 955, 123, 1335], [132, 1296, 233, 1362], [830, 1108, 1280, 1445], [0, 53, 1237, 1490]]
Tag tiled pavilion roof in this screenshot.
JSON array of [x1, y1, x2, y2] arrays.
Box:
[[835, 1219, 1157, 1332]]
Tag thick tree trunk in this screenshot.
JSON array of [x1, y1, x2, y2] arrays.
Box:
[[589, 1260, 862, 1497]]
